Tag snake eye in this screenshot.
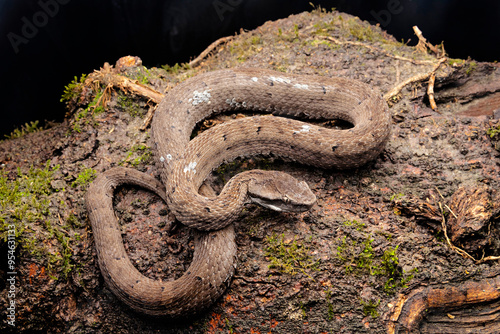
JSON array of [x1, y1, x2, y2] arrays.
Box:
[[283, 196, 290, 203]]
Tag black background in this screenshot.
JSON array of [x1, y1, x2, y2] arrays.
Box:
[[1, 0, 499, 137]]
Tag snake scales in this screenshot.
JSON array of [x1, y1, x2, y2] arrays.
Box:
[[86, 68, 391, 316]]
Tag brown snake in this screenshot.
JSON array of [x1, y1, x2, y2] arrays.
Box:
[[86, 68, 391, 316]]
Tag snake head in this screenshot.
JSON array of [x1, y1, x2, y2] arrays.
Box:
[[247, 170, 316, 212]]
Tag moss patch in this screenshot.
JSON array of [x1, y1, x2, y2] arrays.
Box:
[[71, 167, 97, 188], [60, 74, 87, 106], [335, 220, 416, 294], [120, 144, 152, 167], [0, 161, 75, 279], [4, 120, 44, 140], [265, 233, 319, 278], [161, 62, 191, 75], [117, 94, 145, 118], [70, 88, 105, 133]]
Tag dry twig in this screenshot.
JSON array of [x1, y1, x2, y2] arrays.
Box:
[[322, 36, 436, 65], [413, 25, 444, 57], [90, 69, 164, 104], [140, 104, 158, 131], [427, 72, 437, 110], [438, 202, 476, 262], [188, 35, 234, 68], [384, 57, 447, 102]]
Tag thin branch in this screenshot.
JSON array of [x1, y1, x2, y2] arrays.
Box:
[[438, 202, 476, 262], [322, 36, 437, 65], [413, 25, 443, 56], [384, 57, 447, 102], [140, 104, 157, 131], [189, 36, 234, 68], [427, 72, 437, 111]]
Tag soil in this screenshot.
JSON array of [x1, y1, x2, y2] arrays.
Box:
[[1, 8, 499, 334]]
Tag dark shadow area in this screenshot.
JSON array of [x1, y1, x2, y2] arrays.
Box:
[[0, 0, 499, 137]]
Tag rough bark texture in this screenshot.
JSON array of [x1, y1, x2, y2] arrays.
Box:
[[1, 9, 499, 334]]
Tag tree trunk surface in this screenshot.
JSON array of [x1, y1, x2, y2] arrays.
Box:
[[1, 9, 499, 334]]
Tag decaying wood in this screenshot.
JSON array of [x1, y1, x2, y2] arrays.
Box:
[[88, 58, 164, 104], [393, 186, 500, 263], [388, 275, 500, 333], [447, 187, 499, 253], [2, 9, 500, 333]]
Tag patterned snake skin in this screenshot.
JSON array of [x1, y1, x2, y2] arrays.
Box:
[[86, 68, 391, 316]]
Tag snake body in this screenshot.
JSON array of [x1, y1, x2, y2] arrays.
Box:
[[86, 168, 237, 316], [153, 68, 391, 230], [86, 68, 391, 316]]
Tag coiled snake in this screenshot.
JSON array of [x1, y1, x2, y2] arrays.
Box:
[[86, 68, 391, 316]]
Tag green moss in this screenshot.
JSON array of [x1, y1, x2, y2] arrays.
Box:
[[335, 221, 416, 294], [360, 299, 380, 318], [487, 124, 500, 138], [342, 219, 366, 231], [309, 2, 334, 15], [325, 288, 335, 320], [276, 24, 301, 43], [466, 61, 477, 75], [4, 121, 44, 139], [120, 144, 152, 167], [311, 13, 401, 51], [117, 94, 144, 118], [70, 89, 105, 133], [311, 16, 341, 36], [293, 24, 300, 39], [448, 58, 465, 66], [389, 193, 404, 201], [250, 35, 262, 45], [265, 233, 319, 279], [71, 168, 97, 188], [0, 161, 74, 279], [60, 74, 87, 105], [0, 161, 57, 238], [336, 235, 376, 274], [374, 246, 417, 293], [67, 212, 83, 228], [229, 33, 265, 61], [120, 66, 152, 84], [43, 219, 73, 277], [161, 62, 191, 75], [346, 18, 376, 41]]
